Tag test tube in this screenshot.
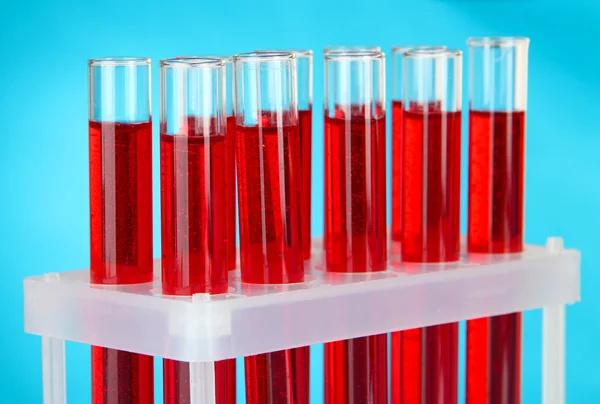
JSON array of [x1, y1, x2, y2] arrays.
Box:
[[394, 48, 462, 404], [324, 50, 388, 403], [255, 49, 314, 260], [88, 57, 154, 403], [160, 57, 236, 404], [234, 52, 308, 403], [466, 37, 529, 404], [390, 46, 446, 243]]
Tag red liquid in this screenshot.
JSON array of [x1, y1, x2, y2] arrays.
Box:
[[237, 120, 307, 403], [392, 324, 459, 404], [226, 115, 237, 270], [160, 119, 235, 404], [299, 109, 312, 259], [391, 100, 403, 241], [160, 133, 228, 295], [324, 111, 387, 273], [401, 108, 461, 262], [89, 120, 154, 403], [91, 347, 154, 404], [236, 123, 304, 284], [325, 335, 388, 404], [245, 347, 310, 404], [467, 110, 525, 253], [89, 121, 153, 284], [466, 110, 525, 404], [392, 108, 461, 404], [324, 108, 388, 404]]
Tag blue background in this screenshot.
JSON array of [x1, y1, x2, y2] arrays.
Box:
[[1, 0, 598, 402]]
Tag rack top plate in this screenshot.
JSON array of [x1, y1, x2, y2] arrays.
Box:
[[24, 237, 580, 362]]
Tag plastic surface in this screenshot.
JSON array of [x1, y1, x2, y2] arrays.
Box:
[[25, 237, 579, 363]]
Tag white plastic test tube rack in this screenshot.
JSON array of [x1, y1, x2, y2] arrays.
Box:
[[24, 237, 580, 404]]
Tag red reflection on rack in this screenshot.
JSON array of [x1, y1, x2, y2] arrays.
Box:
[[467, 110, 525, 404], [160, 117, 235, 404], [89, 120, 154, 403]]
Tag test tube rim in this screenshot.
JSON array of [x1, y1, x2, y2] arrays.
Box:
[[160, 57, 224, 69], [324, 45, 382, 54], [404, 47, 462, 59], [234, 51, 296, 63], [255, 49, 313, 60], [467, 36, 530, 47], [324, 49, 384, 61], [176, 55, 233, 64], [88, 56, 151, 67], [392, 45, 447, 55]]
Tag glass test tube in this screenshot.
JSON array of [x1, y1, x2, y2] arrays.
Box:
[[466, 37, 529, 404], [394, 48, 462, 404], [324, 50, 388, 404], [88, 57, 154, 403], [234, 52, 308, 403], [390, 46, 446, 243], [160, 57, 236, 404], [256, 50, 314, 260]]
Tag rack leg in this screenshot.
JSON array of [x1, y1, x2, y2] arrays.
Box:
[[190, 361, 216, 404], [543, 305, 566, 404], [42, 337, 66, 404], [543, 237, 566, 404]]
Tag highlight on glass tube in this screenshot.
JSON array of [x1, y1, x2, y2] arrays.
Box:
[[255, 49, 314, 260], [324, 45, 382, 54], [88, 57, 154, 403], [159, 57, 236, 404], [233, 51, 308, 404], [466, 36, 529, 404], [323, 50, 388, 404], [392, 48, 462, 404], [390, 46, 446, 244]]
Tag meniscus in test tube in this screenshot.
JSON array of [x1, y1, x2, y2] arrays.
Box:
[[466, 37, 529, 404], [159, 57, 235, 404], [255, 49, 314, 261], [88, 57, 154, 404], [324, 49, 388, 404], [395, 47, 462, 404], [234, 51, 308, 404]]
